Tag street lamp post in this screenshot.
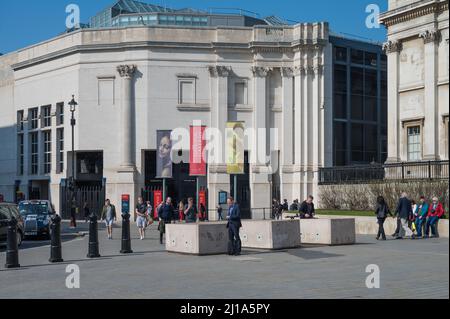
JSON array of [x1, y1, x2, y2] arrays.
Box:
[[68, 95, 78, 190]]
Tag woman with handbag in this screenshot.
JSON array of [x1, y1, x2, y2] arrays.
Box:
[[374, 196, 393, 240]]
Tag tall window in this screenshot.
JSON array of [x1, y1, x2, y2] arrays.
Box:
[[17, 134, 24, 175], [43, 130, 51, 174], [57, 128, 64, 173], [29, 108, 39, 130], [41, 105, 51, 128], [56, 102, 64, 126], [407, 126, 421, 161], [17, 110, 24, 132], [30, 132, 38, 175]]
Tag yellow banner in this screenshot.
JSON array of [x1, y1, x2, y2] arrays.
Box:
[[226, 122, 245, 175]]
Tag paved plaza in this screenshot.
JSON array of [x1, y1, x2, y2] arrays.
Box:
[[0, 221, 448, 299]]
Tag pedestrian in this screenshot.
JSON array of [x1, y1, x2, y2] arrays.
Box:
[[178, 200, 185, 222], [199, 203, 207, 221], [83, 201, 90, 223], [70, 197, 77, 229], [100, 199, 117, 240], [409, 199, 417, 232], [184, 197, 197, 223], [414, 196, 429, 238], [281, 199, 289, 212], [217, 205, 223, 221], [290, 199, 299, 211], [157, 197, 174, 244], [374, 196, 392, 240], [394, 192, 414, 239], [424, 197, 445, 238], [135, 197, 147, 240], [272, 199, 280, 220], [226, 196, 242, 256], [299, 196, 315, 219]]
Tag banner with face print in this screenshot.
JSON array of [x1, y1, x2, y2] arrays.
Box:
[[226, 122, 245, 175], [156, 130, 173, 178]]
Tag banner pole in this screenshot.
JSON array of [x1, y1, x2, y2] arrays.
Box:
[[163, 178, 166, 201], [196, 176, 200, 212], [233, 175, 237, 202]]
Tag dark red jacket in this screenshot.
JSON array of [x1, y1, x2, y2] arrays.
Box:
[[428, 203, 445, 218]]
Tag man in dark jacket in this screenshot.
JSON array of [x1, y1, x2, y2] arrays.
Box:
[[157, 197, 174, 244], [299, 196, 315, 219], [226, 196, 242, 256], [395, 192, 414, 239]]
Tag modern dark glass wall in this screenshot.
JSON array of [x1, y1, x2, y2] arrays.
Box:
[[330, 36, 387, 166]]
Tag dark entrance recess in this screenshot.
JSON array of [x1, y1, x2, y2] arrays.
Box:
[[59, 151, 105, 219], [230, 151, 251, 220], [143, 151, 206, 207]]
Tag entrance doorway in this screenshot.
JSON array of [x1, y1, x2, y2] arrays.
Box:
[[230, 151, 251, 219]]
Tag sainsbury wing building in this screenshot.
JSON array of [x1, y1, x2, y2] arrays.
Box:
[[0, 0, 387, 219]]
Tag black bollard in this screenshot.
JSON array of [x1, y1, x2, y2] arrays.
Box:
[[5, 217, 20, 269], [49, 214, 63, 263], [120, 213, 133, 254], [87, 213, 100, 258]]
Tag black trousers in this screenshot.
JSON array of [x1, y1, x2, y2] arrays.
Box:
[[393, 217, 401, 235], [377, 218, 386, 239], [228, 221, 241, 255]]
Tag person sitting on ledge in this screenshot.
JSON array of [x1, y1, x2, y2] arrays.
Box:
[[299, 196, 315, 219]]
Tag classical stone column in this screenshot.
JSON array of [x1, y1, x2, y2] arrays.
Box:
[[250, 66, 272, 218], [311, 58, 324, 200], [293, 65, 304, 167], [383, 40, 402, 163], [117, 64, 137, 168], [280, 67, 294, 202], [115, 65, 137, 222], [207, 65, 231, 220], [420, 30, 440, 161]]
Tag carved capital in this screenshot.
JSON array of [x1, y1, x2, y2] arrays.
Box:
[[207, 65, 232, 78], [382, 40, 402, 54], [117, 65, 137, 78], [419, 30, 441, 44], [313, 64, 324, 75], [293, 66, 306, 76], [281, 67, 294, 78], [251, 66, 273, 77]]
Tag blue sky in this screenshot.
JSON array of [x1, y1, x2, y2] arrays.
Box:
[[0, 0, 388, 54]]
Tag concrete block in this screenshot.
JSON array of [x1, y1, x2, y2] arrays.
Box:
[[300, 218, 355, 245], [241, 220, 301, 249], [166, 222, 228, 255]]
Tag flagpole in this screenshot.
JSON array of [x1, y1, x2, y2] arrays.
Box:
[[233, 175, 237, 202]]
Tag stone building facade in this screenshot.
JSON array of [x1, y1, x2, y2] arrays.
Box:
[[380, 0, 449, 163]]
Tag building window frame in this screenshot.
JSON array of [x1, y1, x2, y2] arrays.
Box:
[[57, 128, 64, 174], [403, 119, 424, 162], [177, 77, 197, 105], [29, 107, 39, 130], [30, 132, 39, 175], [56, 102, 64, 126], [234, 79, 248, 107], [43, 130, 51, 174], [41, 105, 52, 128], [17, 110, 25, 132], [17, 133, 24, 175]]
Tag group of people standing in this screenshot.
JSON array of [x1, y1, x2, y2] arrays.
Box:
[[272, 196, 316, 220], [97, 196, 210, 245], [374, 192, 445, 240]]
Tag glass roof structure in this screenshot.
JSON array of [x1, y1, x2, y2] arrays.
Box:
[[88, 0, 289, 29]]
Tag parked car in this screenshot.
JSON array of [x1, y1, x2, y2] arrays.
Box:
[[0, 202, 24, 247], [18, 200, 56, 239]]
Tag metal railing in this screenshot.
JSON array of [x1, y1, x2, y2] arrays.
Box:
[[319, 160, 449, 185]]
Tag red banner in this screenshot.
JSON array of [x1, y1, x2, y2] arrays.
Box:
[[153, 190, 163, 219], [189, 126, 207, 176]]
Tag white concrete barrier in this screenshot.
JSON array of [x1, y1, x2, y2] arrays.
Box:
[[318, 215, 449, 238], [165, 222, 228, 255], [240, 220, 301, 249], [300, 218, 356, 245]]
